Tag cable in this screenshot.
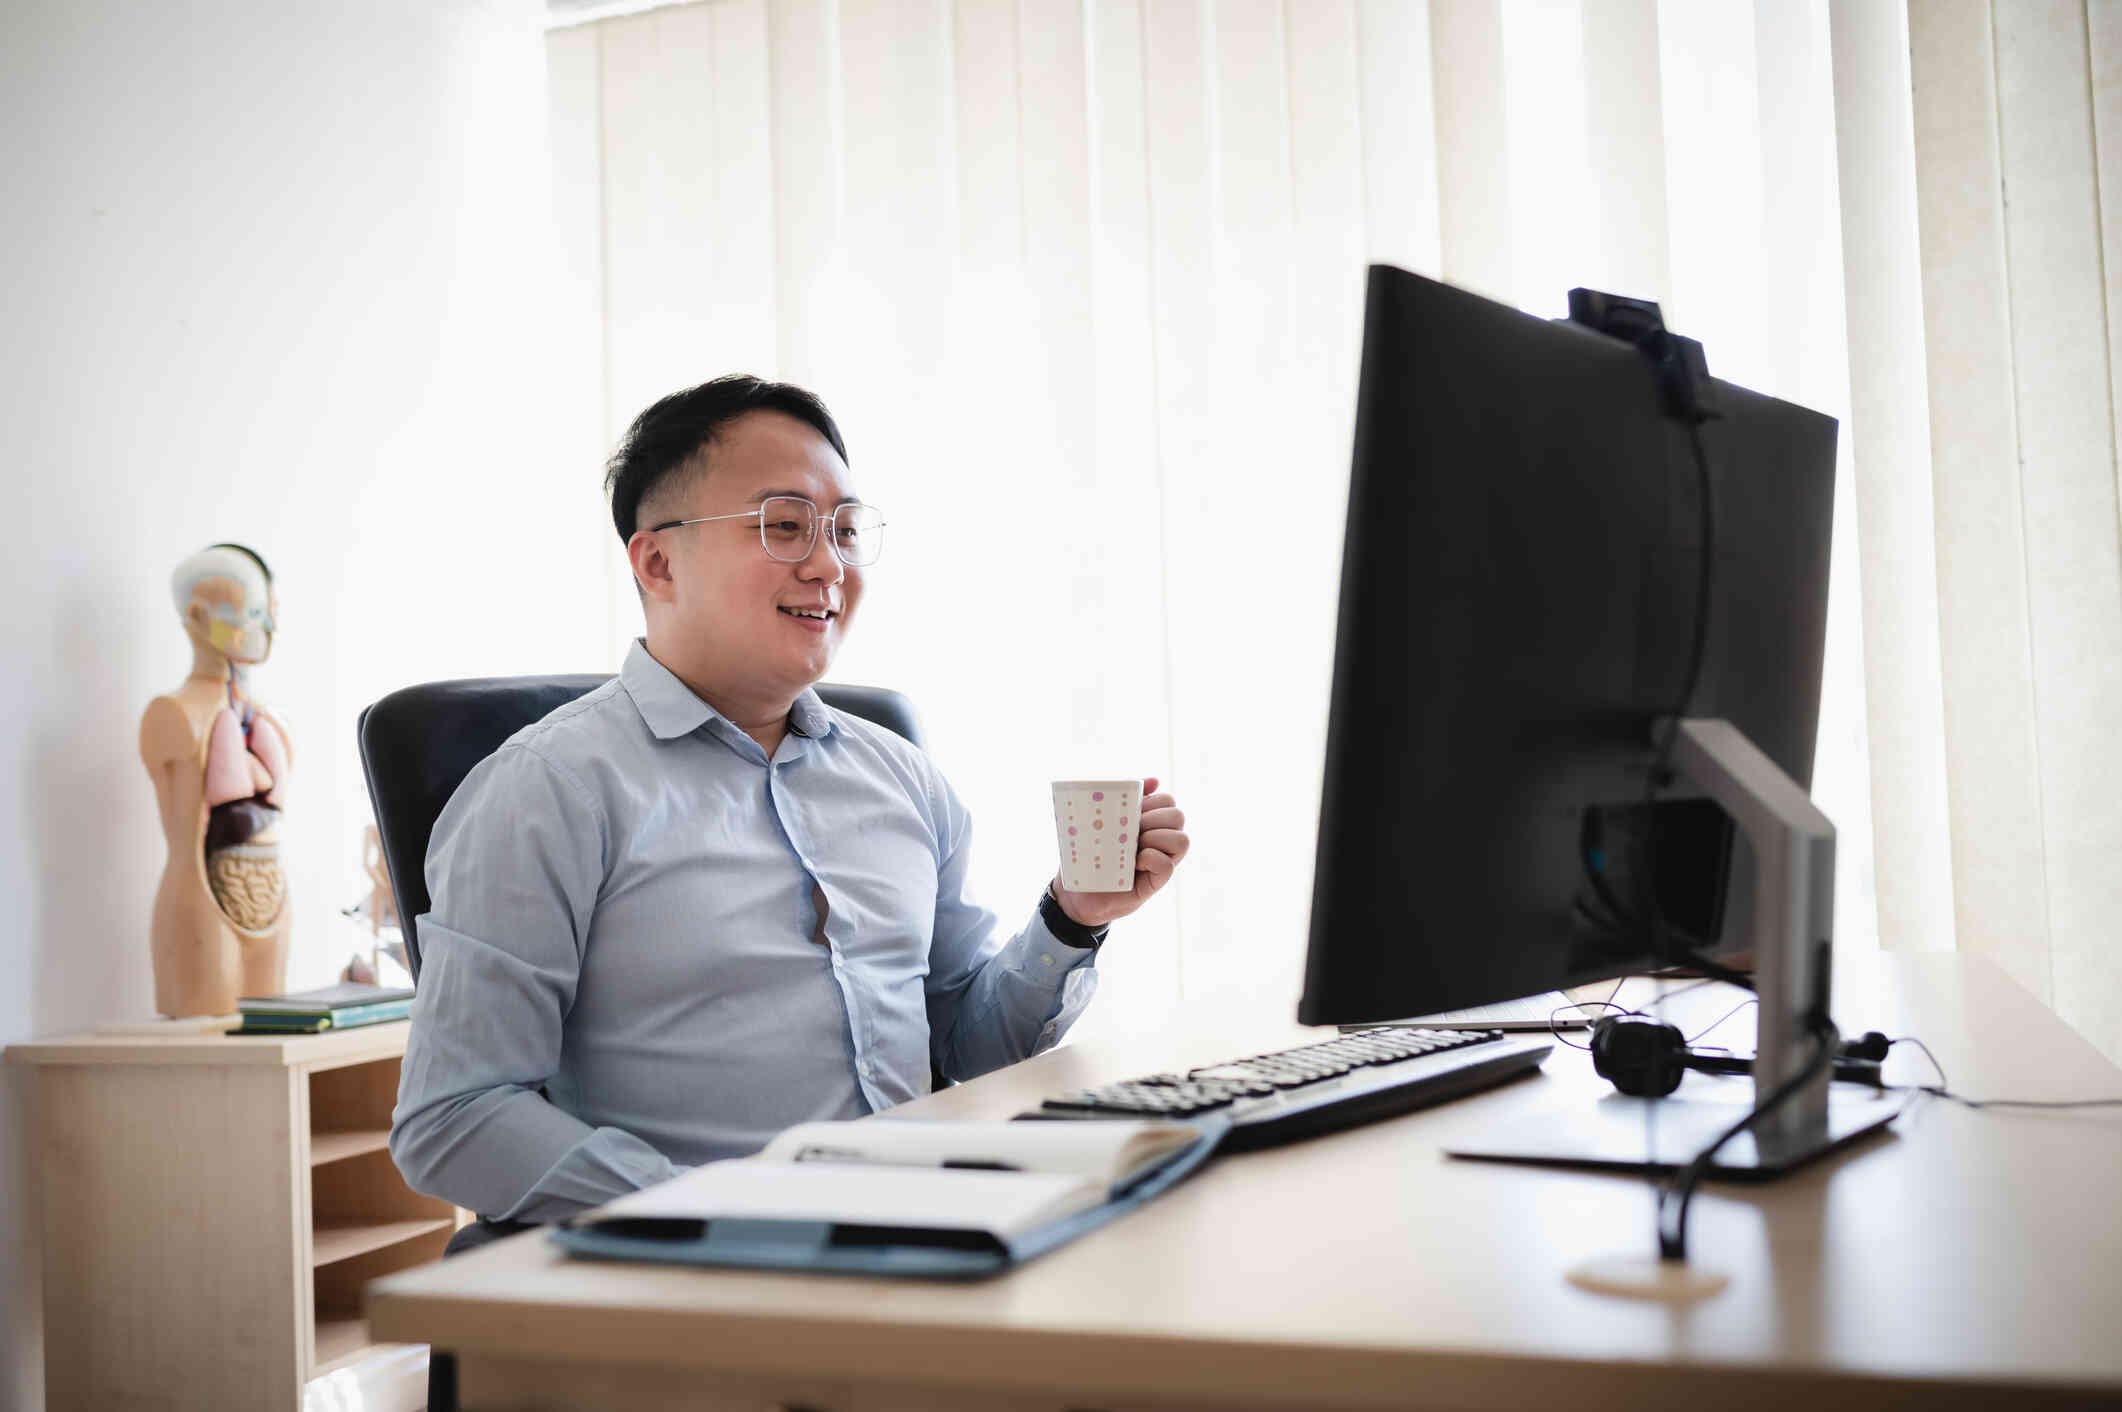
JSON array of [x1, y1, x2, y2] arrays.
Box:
[[1673, 423, 1717, 740], [1636, 416, 1733, 1266], [1632, 974, 1721, 1002], [1577, 419, 1720, 972], [1567, 320, 1829, 1266], [1925, 1093, 2122, 1111], [1895, 1035, 1949, 1090], [1646, 1030, 2120, 1259], [1888, 1036, 2122, 1110], [1571, 418, 1716, 966], [1548, 976, 1633, 1052], [1656, 1012, 1838, 1261], [1685, 997, 1757, 1047], [1643, 421, 1718, 968]]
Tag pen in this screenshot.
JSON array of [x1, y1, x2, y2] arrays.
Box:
[[790, 1145, 1020, 1171]]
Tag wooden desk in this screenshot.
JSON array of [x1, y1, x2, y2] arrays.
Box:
[[367, 955, 2122, 1410]]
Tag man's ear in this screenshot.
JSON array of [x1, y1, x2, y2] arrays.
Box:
[[627, 530, 677, 603]]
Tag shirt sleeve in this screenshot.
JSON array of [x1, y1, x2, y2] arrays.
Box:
[[922, 766, 1099, 1083], [390, 741, 681, 1223]]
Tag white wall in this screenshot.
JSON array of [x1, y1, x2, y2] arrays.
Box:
[[0, 2, 604, 1404]]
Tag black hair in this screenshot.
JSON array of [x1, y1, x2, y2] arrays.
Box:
[[208, 542, 273, 583], [603, 374, 850, 545]]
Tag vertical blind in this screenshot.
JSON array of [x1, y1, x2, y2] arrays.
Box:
[[545, 0, 2121, 1061], [1899, 0, 2122, 1059]]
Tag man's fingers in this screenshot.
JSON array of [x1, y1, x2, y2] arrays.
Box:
[[1138, 805, 1184, 832], [1134, 846, 1176, 880], [1139, 827, 1188, 860]]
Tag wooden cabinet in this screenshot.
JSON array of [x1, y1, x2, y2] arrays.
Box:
[[7, 1021, 458, 1411]]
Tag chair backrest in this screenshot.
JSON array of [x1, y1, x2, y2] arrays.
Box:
[[357, 674, 926, 981]]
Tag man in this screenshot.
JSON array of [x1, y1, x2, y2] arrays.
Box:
[[391, 375, 1190, 1223]]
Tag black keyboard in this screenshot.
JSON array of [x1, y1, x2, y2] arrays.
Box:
[[1021, 1027, 1553, 1152]]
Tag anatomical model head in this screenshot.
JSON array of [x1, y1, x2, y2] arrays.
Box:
[[172, 544, 276, 665]]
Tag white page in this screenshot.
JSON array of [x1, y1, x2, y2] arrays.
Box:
[[760, 1118, 1198, 1186], [591, 1160, 1101, 1239]]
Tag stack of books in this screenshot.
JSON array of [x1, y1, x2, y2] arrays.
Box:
[[231, 983, 415, 1035]]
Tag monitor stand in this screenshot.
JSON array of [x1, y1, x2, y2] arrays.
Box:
[[1447, 718, 1902, 1179], [1445, 1087, 1902, 1180]]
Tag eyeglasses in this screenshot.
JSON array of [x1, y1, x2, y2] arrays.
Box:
[[650, 495, 886, 568]]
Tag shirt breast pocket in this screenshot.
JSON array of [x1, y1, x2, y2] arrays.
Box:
[[826, 815, 939, 981]]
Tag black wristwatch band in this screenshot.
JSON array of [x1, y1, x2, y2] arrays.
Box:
[[1040, 887, 1109, 950]]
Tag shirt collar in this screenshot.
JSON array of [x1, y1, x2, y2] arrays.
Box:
[[620, 640, 836, 744]]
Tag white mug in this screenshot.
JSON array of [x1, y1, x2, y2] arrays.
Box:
[[1050, 780, 1142, 893]]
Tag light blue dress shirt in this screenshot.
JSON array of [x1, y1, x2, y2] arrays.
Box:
[[390, 641, 1098, 1223]]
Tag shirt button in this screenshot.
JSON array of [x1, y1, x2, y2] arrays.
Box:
[[1040, 953, 1056, 969], [831, 955, 844, 971], [860, 1060, 874, 1077]]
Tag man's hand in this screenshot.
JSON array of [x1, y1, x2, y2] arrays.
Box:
[[1051, 778, 1189, 929]]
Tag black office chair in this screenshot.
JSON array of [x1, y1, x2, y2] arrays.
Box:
[[355, 673, 926, 1412], [357, 673, 926, 981]]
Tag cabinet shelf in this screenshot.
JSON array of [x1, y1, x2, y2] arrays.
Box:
[[312, 1217, 455, 1268], [313, 1315, 371, 1372], [313, 1316, 423, 1378], [310, 1128, 392, 1166]]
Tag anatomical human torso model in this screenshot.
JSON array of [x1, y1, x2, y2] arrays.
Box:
[[139, 544, 293, 1015]]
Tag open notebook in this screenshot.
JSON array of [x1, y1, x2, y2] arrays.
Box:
[[553, 1116, 1225, 1278]]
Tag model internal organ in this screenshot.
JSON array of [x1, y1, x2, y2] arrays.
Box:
[[202, 700, 289, 930], [204, 705, 287, 807]]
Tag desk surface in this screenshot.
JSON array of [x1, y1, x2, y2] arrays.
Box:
[[368, 954, 2122, 1410]]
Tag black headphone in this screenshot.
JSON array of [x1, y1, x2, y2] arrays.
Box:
[[1590, 1013, 1891, 1097]]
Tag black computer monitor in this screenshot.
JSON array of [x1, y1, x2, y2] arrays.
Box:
[[1298, 266, 1837, 1029]]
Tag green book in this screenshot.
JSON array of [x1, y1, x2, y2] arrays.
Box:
[[229, 998, 414, 1034]]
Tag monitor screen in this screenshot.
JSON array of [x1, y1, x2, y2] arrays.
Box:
[[1297, 266, 1838, 1026]]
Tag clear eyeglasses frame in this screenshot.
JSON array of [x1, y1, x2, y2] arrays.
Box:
[[649, 495, 886, 568]]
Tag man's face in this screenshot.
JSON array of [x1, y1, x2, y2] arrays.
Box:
[[641, 409, 865, 699]]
